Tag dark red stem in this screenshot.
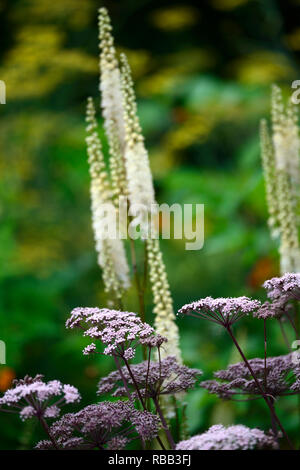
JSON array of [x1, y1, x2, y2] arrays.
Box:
[[226, 325, 294, 449]]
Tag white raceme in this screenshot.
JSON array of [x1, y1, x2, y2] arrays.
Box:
[[86, 97, 130, 299], [260, 85, 300, 274]]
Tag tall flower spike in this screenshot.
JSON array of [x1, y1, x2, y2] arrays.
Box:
[[259, 119, 280, 238], [271, 85, 300, 190], [286, 101, 300, 193], [147, 237, 182, 363], [107, 119, 127, 201], [276, 169, 300, 273], [120, 53, 156, 236], [146, 235, 183, 420], [119, 54, 181, 361], [98, 7, 125, 151], [86, 98, 130, 300], [264, 84, 300, 274]]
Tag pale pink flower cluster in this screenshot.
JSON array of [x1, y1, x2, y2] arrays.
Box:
[[36, 402, 159, 450], [66, 307, 155, 359], [0, 375, 80, 421], [178, 296, 261, 327], [263, 273, 300, 301], [176, 424, 279, 450]]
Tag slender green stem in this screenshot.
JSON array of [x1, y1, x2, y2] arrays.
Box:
[[129, 239, 145, 320], [143, 242, 148, 292], [118, 296, 124, 311], [129, 238, 147, 360]]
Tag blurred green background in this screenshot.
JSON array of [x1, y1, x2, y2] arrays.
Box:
[[1, 0, 300, 449]]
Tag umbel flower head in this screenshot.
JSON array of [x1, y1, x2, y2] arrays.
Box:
[[66, 307, 158, 359], [97, 356, 202, 399], [0, 375, 80, 421], [263, 273, 300, 301], [35, 401, 159, 450], [176, 424, 279, 450], [253, 273, 300, 320], [178, 296, 261, 328], [254, 299, 288, 320], [201, 353, 300, 400]]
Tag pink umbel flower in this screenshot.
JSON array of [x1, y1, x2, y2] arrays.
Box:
[[66, 307, 160, 359], [35, 401, 159, 450], [178, 296, 261, 328], [97, 356, 202, 399], [254, 300, 285, 319], [263, 273, 300, 301], [201, 353, 300, 400], [255, 274, 300, 326], [0, 375, 80, 421], [176, 424, 279, 450]]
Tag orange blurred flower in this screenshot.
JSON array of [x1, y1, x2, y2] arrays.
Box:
[[84, 365, 99, 379], [0, 367, 16, 392], [248, 257, 278, 289]]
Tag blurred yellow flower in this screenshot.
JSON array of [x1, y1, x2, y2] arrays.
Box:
[[15, 237, 65, 275], [233, 51, 293, 84], [117, 48, 152, 78], [150, 113, 215, 174], [0, 26, 97, 100], [150, 6, 199, 31], [139, 50, 213, 96], [212, 0, 250, 10], [286, 28, 300, 50], [11, 0, 94, 29], [52, 50, 97, 73], [164, 113, 214, 153], [149, 149, 175, 177], [139, 66, 182, 95]]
